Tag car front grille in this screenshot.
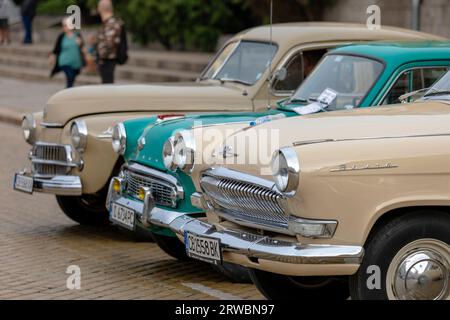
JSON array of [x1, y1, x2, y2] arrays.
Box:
[[124, 167, 180, 208], [200, 169, 288, 231], [31, 143, 74, 176]]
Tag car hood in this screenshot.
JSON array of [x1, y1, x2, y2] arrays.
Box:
[[213, 101, 450, 179], [125, 111, 291, 172], [44, 82, 252, 125]]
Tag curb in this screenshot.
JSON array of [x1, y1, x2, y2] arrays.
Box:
[[0, 108, 22, 126]]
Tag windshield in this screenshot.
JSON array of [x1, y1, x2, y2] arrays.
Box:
[[285, 54, 384, 111], [422, 70, 450, 100], [202, 41, 278, 85]]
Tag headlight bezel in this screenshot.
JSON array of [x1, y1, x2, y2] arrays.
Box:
[[70, 120, 88, 152], [173, 130, 196, 173], [22, 114, 36, 145], [163, 136, 177, 171], [271, 147, 300, 195], [112, 122, 127, 155]]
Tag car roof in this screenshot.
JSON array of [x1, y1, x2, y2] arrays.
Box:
[[232, 22, 446, 48], [332, 41, 450, 63]]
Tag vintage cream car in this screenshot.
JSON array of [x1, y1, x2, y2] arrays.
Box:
[[13, 23, 443, 226], [151, 72, 450, 300]]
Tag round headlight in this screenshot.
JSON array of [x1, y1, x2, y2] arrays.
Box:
[[271, 147, 300, 194], [22, 114, 36, 145], [112, 123, 127, 155], [173, 130, 196, 173], [70, 120, 88, 152], [163, 136, 177, 171]]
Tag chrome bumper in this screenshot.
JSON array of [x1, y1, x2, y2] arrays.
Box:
[[107, 187, 364, 266], [15, 172, 82, 196]]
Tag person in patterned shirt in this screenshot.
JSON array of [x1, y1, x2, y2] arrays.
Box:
[[96, 0, 122, 84]]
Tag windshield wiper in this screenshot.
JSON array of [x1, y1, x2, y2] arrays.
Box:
[[217, 78, 252, 86], [398, 87, 431, 102], [423, 90, 450, 98]]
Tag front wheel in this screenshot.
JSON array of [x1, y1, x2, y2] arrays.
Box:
[[349, 211, 450, 300], [56, 194, 110, 226], [250, 269, 349, 300], [212, 263, 252, 284], [152, 233, 190, 261]]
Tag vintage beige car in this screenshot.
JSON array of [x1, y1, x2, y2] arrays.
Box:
[[14, 23, 443, 226], [152, 72, 450, 300]]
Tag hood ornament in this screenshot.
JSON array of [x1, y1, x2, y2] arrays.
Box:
[[216, 145, 238, 159]]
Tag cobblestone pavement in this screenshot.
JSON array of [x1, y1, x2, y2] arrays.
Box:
[[0, 123, 263, 300]]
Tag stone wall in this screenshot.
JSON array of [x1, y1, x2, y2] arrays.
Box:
[[323, 0, 450, 38]]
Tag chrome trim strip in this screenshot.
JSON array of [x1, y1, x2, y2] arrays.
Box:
[[293, 133, 450, 147], [30, 158, 78, 167], [191, 121, 250, 130], [41, 122, 64, 128], [125, 163, 184, 200]]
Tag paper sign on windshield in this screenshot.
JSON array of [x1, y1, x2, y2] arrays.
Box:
[[317, 88, 338, 105], [292, 102, 323, 115], [292, 88, 338, 115]]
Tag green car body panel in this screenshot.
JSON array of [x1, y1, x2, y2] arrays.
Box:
[[120, 42, 450, 237]]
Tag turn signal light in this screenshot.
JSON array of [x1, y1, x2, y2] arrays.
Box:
[[138, 187, 146, 201], [112, 178, 122, 193]]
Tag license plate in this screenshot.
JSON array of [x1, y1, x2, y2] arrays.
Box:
[[13, 174, 34, 194], [110, 203, 136, 230], [185, 232, 222, 265]]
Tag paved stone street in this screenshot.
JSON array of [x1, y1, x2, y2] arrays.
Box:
[[0, 123, 262, 300]]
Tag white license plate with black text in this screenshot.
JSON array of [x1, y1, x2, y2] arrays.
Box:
[[13, 174, 34, 194], [185, 232, 222, 265], [110, 203, 136, 230]]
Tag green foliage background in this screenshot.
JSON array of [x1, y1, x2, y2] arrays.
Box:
[[34, 0, 335, 52]]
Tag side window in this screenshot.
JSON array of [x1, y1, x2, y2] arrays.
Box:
[[272, 49, 327, 94], [382, 67, 448, 105]]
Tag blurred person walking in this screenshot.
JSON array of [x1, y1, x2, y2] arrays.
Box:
[[49, 18, 85, 88], [21, 0, 37, 44], [0, 0, 12, 44], [96, 0, 128, 84]]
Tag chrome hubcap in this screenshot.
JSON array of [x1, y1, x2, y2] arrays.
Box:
[[387, 239, 450, 300]]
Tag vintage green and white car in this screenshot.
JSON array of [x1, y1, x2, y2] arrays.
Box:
[[106, 42, 450, 282], [159, 71, 450, 300], [13, 23, 443, 226]]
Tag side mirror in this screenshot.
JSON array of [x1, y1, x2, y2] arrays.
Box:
[[272, 67, 287, 82]]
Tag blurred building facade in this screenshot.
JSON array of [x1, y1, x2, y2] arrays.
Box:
[[324, 0, 450, 38]]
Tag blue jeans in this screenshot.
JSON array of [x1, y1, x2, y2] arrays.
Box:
[[22, 15, 33, 44], [60, 66, 78, 88]]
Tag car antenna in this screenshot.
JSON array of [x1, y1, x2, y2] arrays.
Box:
[[267, 0, 273, 110]]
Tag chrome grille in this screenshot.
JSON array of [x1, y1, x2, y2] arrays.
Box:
[[34, 144, 67, 162], [31, 143, 72, 176], [124, 169, 178, 208], [201, 171, 288, 230]]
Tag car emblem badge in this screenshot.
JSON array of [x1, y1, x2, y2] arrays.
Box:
[[138, 136, 146, 150]]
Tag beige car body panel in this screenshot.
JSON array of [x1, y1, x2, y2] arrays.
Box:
[[194, 101, 450, 275], [30, 22, 445, 195]]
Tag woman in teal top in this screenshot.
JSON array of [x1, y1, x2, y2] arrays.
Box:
[[50, 18, 85, 88]]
